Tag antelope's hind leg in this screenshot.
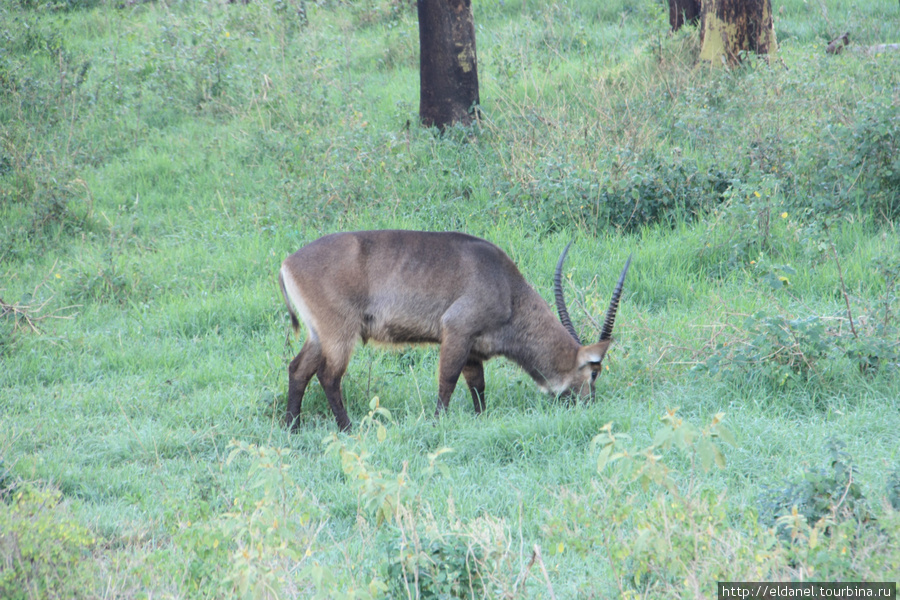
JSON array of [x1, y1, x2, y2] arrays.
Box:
[[462, 359, 486, 414], [286, 340, 323, 430], [316, 343, 354, 432]]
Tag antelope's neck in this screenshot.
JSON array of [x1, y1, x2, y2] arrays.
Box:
[[498, 289, 580, 392]]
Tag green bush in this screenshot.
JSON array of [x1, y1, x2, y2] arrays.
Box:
[[178, 441, 326, 599], [701, 311, 833, 388], [758, 440, 869, 538], [0, 483, 97, 600], [519, 149, 731, 234], [817, 101, 900, 223], [544, 416, 900, 597], [383, 534, 487, 600]]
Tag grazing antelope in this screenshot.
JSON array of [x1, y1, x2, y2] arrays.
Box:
[[279, 230, 631, 431]]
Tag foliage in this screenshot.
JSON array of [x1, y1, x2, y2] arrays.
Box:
[[383, 533, 488, 600], [545, 411, 775, 597], [764, 481, 900, 582], [322, 399, 518, 599], [701, 304, 899, 389], [0, 483, 97, 600], [323, 397, 414, 527], [179, 440, 325, 599], [819, 101, 900, 223], [0, 154, 95, 263], [701, 175, 792, 269], [699, 246, 899, 387], [702, 310, 833, 387], [781, 507, 900, 581], [758, 440, 870, 539], [591, 408, 736, 493], [376, 487, 517, 599], [888, 467, 900, 512], [12, 0, 103, 10], [519, 150, 731, 234], [546, 415, 900, 597]]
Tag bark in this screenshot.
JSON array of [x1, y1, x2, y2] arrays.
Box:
[[417, 0, 480, 129], [699, 0, 778, 66], [668, 0, 701, 31]]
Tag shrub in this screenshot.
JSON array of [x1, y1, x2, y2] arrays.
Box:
[[701, 311, 834, 388], [383, 534, 487, 600], [520, 149, 731, 234], [821, 101, 900, 223], [0, 483, 97, 600], [178, 441, 326, 599], [758, 439, 870, 539]]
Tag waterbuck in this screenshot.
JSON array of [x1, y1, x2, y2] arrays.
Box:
[[279, 230, 631, 431]]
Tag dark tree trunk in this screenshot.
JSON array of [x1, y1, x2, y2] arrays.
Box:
[[417, 0, 480, 129], [699, 0, 778, 66], [668, 0, 701, 31]]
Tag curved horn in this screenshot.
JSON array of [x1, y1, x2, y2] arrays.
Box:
[[554, 241, 581, 344], [599, 254, 632, 342]]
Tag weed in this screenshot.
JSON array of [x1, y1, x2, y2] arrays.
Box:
[[513, 147, 732, 235], [824, 101, 900, 223], [322, 398, 413, 527], [383, 534, 488, 600], [0, 483, 98, 600], [545, 411, 768, 597], [179, 440, 326, 599], [887, 467, 900, 512], [758, 439, 869, 539], [701, 311, 833, 387]]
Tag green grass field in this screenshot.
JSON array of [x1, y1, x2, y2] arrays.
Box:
[[2, 0, 899, 597]]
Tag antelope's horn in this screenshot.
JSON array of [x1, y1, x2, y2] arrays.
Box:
[[599, 254, 632, 342], [554, 241, 581, 344]]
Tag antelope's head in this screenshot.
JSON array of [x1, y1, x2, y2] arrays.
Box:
[[553, 244, 632, 400]]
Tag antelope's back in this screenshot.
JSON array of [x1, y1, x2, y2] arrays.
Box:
[[281, 230, 521, 345]]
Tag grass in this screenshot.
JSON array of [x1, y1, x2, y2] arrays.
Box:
[[2, 0, 900, 598]]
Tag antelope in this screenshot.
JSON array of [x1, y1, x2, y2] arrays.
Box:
[[278, 230, 631, 431]]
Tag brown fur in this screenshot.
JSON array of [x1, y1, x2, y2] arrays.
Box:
[[279, 230, 628, 431]]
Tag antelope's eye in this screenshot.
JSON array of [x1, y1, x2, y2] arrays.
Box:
[[591, 370, 599, 383]]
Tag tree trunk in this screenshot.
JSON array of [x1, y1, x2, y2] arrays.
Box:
[[417, 0, 480, 129], [699, 0, 777, 66], [668, 0, 701, 31]]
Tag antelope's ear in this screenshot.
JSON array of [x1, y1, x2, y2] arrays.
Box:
[[577, 340, 611, 369]]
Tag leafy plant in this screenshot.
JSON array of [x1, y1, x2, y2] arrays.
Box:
[[700, 249, 899, 386], [323, 397, 415, 527], [700, 174, 795, 270], [384, 534, 487, 600], [843, 256, 900, 376], [824, 101, 900, 223], [321, 398, 505, 599], [591, 408, 736, 497], [519, 149, 731, 235], [179, 440, 326, 599], [588, 412, 744, 592], [702, 311, 833, 387], [758, 439, 869, 540], [887, 466, 900, 512], [545, 411, 769, 598], [0, 483, 97, 600]]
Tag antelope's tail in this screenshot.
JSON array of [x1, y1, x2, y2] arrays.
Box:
[[278, 269, 301, 335]]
